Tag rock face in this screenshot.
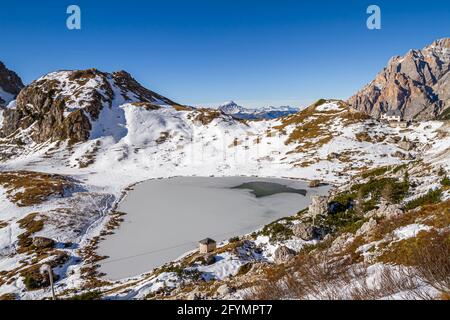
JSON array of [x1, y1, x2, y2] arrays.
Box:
[[292, 223, 316, 241], [308, 195, 329, 217], [274, 246, 296, 263], [0, 69, 181, 143], [0, 62, 24, 108], [32, 237, 55, 249], [355, 218, 377, 238], [365, 200, 403, 220], [348, 38, 450, 121]]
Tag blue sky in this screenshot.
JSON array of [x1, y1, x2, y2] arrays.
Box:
[[1, 0, 449, 107]]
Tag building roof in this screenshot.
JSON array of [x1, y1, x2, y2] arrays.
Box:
[[385, 110, 402, 117], [199, 238, 216, 245]]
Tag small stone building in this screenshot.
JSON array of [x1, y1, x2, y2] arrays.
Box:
[[199, 238, 217, 254]]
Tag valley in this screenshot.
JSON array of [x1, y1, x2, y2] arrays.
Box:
[[0, 39, 449, 300]]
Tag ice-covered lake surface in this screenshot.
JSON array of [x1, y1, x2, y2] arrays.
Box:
[[97, 176, 330, 280]]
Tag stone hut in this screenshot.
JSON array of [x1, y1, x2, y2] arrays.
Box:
[[199, 238, 217, 254]]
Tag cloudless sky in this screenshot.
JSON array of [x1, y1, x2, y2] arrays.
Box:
[[1, 0, 449, 107]]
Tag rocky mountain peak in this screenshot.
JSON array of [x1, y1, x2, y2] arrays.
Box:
[[348, 38, 450, 121], [0, 68, 181, 144], [0, 61, 24, 108]]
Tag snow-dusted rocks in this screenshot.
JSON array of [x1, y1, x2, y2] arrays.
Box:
[[1, 69, 182, 143], [0, 61, 24, 109]]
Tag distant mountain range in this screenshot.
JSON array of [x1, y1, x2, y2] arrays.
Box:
[[217, 101, 300, 120]]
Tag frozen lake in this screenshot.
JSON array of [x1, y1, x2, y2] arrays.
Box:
[[97, 176, 330, 280]]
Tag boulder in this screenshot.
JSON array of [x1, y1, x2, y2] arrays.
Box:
[[330, 233, 354, 252], [355, 218, 377, 237], [274, 246, 296, 264], [187, 290, 201, 300], [32, 237, 55, 249], [308, 180, 321, 188], [216, 284, 234, 296], [392, 151, 414, 160], [398, 140, 415, 151], [365, 201, 403, 219], [292, 223, 315, 241], [308, 195, 329, 217]]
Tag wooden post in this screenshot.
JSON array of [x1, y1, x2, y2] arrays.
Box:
[[41, 264, 56, 300]]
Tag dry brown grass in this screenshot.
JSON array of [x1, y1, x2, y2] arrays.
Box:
[[16, 212, 47, 254], [273, 100, 368, 151], [189, 109, 223, 125], [370, 200, 450, 242], [0, 171, 73, 207], [130, 102, 161, 110]]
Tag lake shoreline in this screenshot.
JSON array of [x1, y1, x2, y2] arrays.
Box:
[[96, 175, 332, 281]]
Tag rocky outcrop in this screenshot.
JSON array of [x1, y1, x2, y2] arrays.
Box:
[[0, 62, 24, 108], [355, 218, 377, 238], [32, 237, 55, 249], [348, 38, 450, 121], [274, 246, 296, 263], [307, 195, 329, 218], [0, 68, 181, 143], [365, 200, 403, 220]]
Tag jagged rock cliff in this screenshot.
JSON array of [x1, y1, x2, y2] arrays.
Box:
[[348, 38, 450, 121], [0, 61, 24, 108]]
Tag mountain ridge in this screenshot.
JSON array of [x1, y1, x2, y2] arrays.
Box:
[[0, 62, 24, 108], [218, 100, 299, 120], [348, 38, 450, 121]]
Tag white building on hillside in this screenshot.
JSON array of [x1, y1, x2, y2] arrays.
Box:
[[381, 110, 402, 122]]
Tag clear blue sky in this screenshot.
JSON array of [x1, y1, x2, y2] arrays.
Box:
[[1, 0, 449, 107]]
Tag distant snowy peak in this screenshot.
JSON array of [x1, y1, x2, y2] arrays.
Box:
[[218, 101, 245, 115], [0, 61, 24, 108], [218, 101, 299, 120]]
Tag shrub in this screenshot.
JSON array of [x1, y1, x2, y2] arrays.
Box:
[[261, 222, 293, 242], [441, 176, 450, 187], [320, 209, 365, 234], [361, 166, 391, 179], [351, 177, 409, 205], [405, 189, 442, 211], [228, 236, 240, 243], [68, 291, 102, 300]]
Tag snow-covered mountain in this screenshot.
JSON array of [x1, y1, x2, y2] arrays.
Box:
[[0, 60, 448, 300], [0, 62, 24, 108], [218, 101, 299, 120]]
